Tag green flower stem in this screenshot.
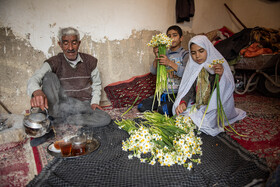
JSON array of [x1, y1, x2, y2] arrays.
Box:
[[216, 74, 221, 129], [200, 73, 246, 137], [121, 94, 140, 117], [115, 119, 138, 133], [152, 45, 167, 110], [219, 96, 247, 137]]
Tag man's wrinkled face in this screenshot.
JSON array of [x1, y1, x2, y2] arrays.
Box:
[[58, 35, 81, 60]]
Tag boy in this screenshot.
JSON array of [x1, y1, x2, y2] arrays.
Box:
[[138, 25, 189, 116]]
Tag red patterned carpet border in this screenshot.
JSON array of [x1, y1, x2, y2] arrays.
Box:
[[104, 73, 156, 108]]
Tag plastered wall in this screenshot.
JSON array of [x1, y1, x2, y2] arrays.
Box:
[[0, 0, 279, 114]]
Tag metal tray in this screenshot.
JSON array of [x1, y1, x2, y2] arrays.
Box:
[[47, 137, 100, 158]]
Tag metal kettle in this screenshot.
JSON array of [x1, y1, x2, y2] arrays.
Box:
[[23, 108, 52, 138]]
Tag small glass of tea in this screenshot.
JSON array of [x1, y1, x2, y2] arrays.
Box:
[[82, 129, 94, 144], [71, 135, 87, 156], [54, 139, 64, 150], [60, 136, 73, 157]]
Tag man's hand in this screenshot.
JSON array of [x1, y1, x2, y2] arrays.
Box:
[[175, 103, 187, 116], [30, 90, 48, 111], [91, 104, 103, 111], [213, 64, 224, 76]]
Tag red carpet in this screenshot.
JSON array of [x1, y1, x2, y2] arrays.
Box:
[[228, 93, 280, 170], [104, 73, 156, 108], [0, 139, 37, 186]]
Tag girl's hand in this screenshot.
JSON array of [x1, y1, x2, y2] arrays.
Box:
[[91, 104, 103, 111], [214, 64, 224, 76], [175, 103, 187, 115]]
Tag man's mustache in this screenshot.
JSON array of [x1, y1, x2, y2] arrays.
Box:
[[67, 50, 76, 53]]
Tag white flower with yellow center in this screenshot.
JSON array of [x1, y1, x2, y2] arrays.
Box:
[[187, 162, 193, 170], [150, 159, 156, 165]]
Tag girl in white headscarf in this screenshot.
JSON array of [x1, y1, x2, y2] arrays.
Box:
[[172, 35, 246, 136]]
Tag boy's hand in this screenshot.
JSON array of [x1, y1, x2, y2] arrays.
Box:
[[157, 55, 178, 71], [175, 103, 187, 115], [214, 64, 224, 76], [156, 55, 172, 66]]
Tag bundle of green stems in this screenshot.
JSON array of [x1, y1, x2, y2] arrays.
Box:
[[200, 74, 245, 136], [152, 45, 168, 109], [116, 111, 187, 150]]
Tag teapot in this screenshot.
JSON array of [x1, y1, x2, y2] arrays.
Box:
[[23, 108, 52, 138]]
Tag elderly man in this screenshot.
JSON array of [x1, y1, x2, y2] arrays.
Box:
[[27, 27, 111, 127]]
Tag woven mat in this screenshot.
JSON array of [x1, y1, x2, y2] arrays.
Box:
[[28, 121, 270, 186], [33, 92, 280, 174]]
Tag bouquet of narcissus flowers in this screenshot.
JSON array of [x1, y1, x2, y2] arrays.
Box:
[[208, 59, 225, 69], [147, 33, 173, 48], [147, 33, 173, 108], [116, 112, 203, 170]]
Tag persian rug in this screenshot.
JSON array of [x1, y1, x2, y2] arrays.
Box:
[[104, 73, 156, 108], [227, 93, 280, 171], [28, 122, 270, 186], [0, 138, 37, 186]]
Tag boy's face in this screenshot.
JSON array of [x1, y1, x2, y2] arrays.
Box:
[[167, 29, 183, 50], [190, 44, 207, 64], [58, 35, 81, 60]]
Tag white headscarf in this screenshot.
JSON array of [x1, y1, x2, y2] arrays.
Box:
[[172, 35, 246, 136]]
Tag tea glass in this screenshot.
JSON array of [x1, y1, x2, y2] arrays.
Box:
[[53, 127, 74, 151], [60, 136, 73, 157], [82, 130, 94, 144], [54, 139, 64, 150], [71, 135, 87, 156], [53, 128, 66, 150]]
